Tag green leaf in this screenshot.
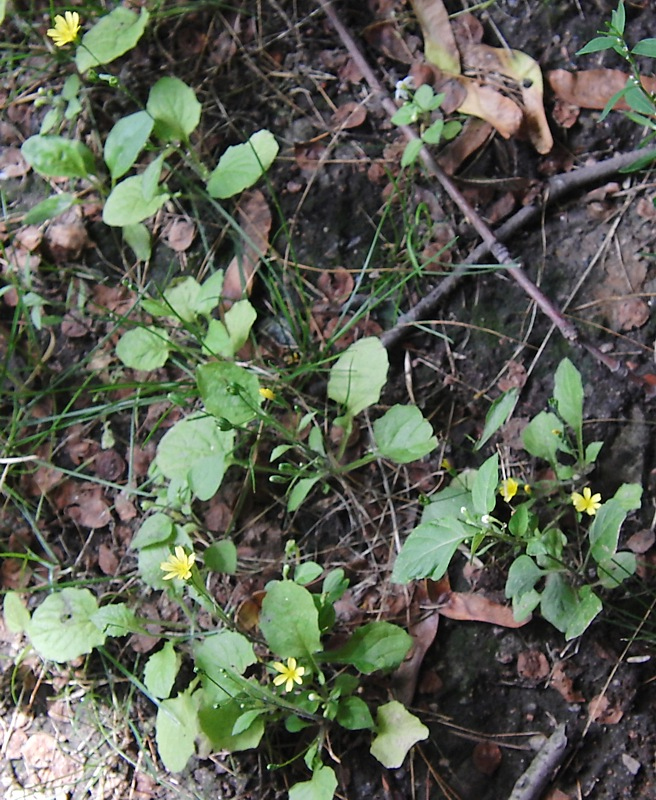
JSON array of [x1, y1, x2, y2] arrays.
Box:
[[632, 38, 656, 57], [206, 129, 279, 199], [24, 193, 76, 225], [144, 641, 180, 700], [401, 138, 423, 167], [123, 222, 151, 262], [76, 7, 149, 73], [155, 689, 199, 772], [554, 359, 583, 436], [521, 411, 562, 463], [471, 453, 499, 516], [194, 630, 257, 705], [288, 476, 322, 512], [421, 119, 444, 144], [22, 135, 95, 178], [0, 0, 6, 25], [116, 326, 170, 370], [130, 513, 174, 550], [196, 361, 262, 426], [288, 765, 337, 800], [103, 175, 169, 227], [91, 603, 137, 636], [505, 555, 543, 600], [322, 621, 412, 674], [198, 698, 264, 752], [584, 441, 604, 465], [259, 580, 322, 658], [588, 499, 627, 562], [162, 276, 202, 322], [391, 105, 419, 125], [373, 405, 437, 463], [147, 77, 201, 142], [104, 111, 154, 180], [29, 588, 105, 662], [391, 519, 469, 583], [475, 388, 519, 450], [612, 483, 642, 511], [141, 153, 165, 202], [155, 412, 234, 501], [422, 481, 473, 523], [539, 574, 578, 634], [294, 561, 323, 585], [204, 540, 237, 574], [197, 270, 225, 313], [576, 35, 618, 55], [336, 696, 374, 730], [202, 319, 233, 357], [370, 701, 428, 769], [597, 551, 636, 589], [3, 592, 30, 634], [225, 300, 257, 352], [565, 586, 602, 641], [327, 337, 389, 419]]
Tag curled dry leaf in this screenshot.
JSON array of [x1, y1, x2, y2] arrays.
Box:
[[0, 146, 30, 178], [435, 589, 531, 628], [588, 693, 624, 725], [437, 118, 494, 175], [392, 607, 439, 706], [222, 189, 272, 303], [548, 69, 656, 111]]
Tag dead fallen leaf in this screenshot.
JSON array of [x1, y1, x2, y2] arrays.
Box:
[[294, 139, 327, 171], [636, 196, 656, 221], [626, 529, 655, 554], [435, 590, 530, 628], [473, 741, 502, 776], [517, 649, 550, 683], [363, 20, 417, 64], [161, 217, 196, 252], [588, 693, 624, 725], [392, 607, 439, 706], [0, 146, 30, 178], [552, 98, 580, 128], [222, 190, 272, 303], [548, 68, 656, 111], [498, 359, 527, 392], [94, 449, 126, 481], [98, 543, 119, 576], [437, 118, 494, 174], [332, 101, 367, 130], [549, 661, 585, 703], [412, 0, 460, 73]]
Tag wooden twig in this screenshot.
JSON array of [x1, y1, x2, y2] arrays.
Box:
[[318, 0, 656, 394], [507, 724, 569, 800]]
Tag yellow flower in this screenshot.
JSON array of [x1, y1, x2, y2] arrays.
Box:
[[272, 657, 305, 693], [500, 477, 519, 503], [47, 11, 81, 47], [160, 546, 196, 581], [259, 387, 276, 401], [571, 487, 602, 517]]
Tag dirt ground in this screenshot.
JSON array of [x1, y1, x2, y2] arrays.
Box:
[[2, 1, 656, 799]]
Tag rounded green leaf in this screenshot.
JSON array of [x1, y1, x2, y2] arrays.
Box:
[[373, 405, 437, 463], [147, 77, 201, 142], [104, 111, 154, 180], [155, 690, 198, 772], [103, 175, 169, 227], [327, 337, 389, 418], [116, 325, 170, 371], [196, 361, 262, 426], [370, 701, 428, 768], [144, 641, 180, 699], [22, 135, 95, 178], [259, 580, 322, 658], [207, 129, 278, 199], [29, 588, 105, 662], [76, 7, 149, 73]]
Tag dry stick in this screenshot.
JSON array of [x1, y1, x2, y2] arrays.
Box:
[[318, 0, 656, 392]]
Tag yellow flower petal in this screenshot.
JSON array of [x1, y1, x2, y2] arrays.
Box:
[[47, 11, 81, 47]]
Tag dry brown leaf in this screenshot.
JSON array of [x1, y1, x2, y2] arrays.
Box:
[[588, 693, 624, 725], [437, 118, 494, 174], [332, 101, 367, 130], [473, 741, 502, 776], [363, 21, 417, 64], [222, 190, 272, 303], [626, 528, 655, 554], [161, 217, 196, 252], [549, 661, 585, 703], [548, 68, 656, 111], [0, 146, 30, 178], [517, 649, 550, 683], [392, 609, 439, 706], [98, 543, 119, 576], [436, 590, 530, 628], [456, 75, 523, 139], [411, 0, 460, 73]]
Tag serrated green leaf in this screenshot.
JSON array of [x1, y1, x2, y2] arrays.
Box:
[[104, 111, 153, 180], [22, 135, 95, 178], [116, 325, 170, 370], [76, 7, 149, 73], [103, 175, 169, 227], [29, 588, 105, 662], [144, 641, 180, 699], [147, 77, 201, 142], [370, 701, 428, 768], [373, 405, 437, 463], [206, 129, 278, 199], [260, 580, 322, 658]]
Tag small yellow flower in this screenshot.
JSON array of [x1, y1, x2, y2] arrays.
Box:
[[500, 477, 519, 503], [571, 487, 602, 517], [160, 546, 196, 581], [272, 657, 305, 693], [523, 484, 532, 495], [47, 11, 81, 47], [259, 387, 276, 401]]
